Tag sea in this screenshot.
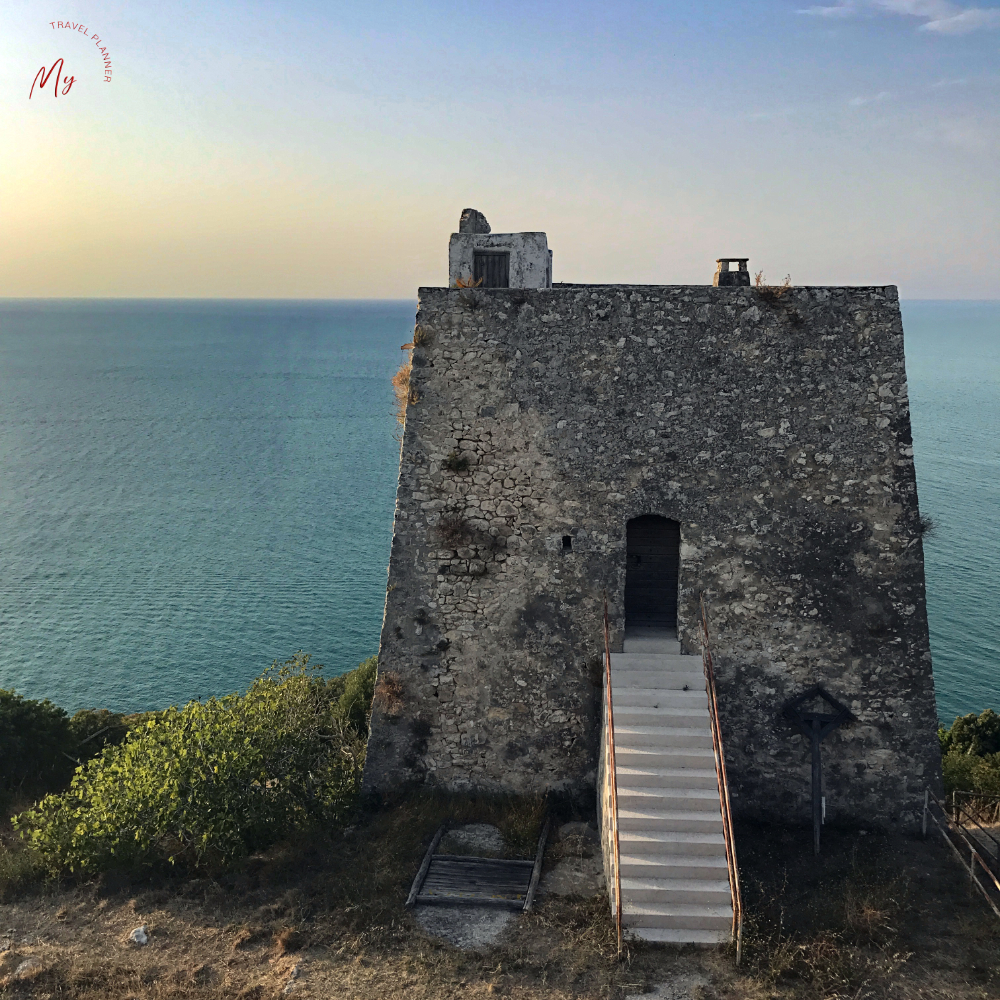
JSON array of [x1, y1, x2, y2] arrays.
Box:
[[0, 299, 996, 725]]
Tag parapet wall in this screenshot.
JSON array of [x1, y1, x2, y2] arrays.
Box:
[[363, 283, 943, 830]]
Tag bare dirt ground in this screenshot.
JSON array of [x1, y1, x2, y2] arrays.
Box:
[[1, 799, 998, 999]]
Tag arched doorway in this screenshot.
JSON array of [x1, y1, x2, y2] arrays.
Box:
[[624, 515, 681, 630]]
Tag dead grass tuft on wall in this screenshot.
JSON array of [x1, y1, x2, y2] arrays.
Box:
[[373, 671, 405, 717], [755, 270, 793, 304], [391, 358, 411, 427]]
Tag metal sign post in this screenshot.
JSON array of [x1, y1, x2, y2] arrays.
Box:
[[782, 686, 855, 855]]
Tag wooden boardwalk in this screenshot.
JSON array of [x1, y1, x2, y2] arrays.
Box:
[[406, 820, 550, 912]]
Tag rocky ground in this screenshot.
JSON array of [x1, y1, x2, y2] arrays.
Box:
[[1, 800, 998, 999]]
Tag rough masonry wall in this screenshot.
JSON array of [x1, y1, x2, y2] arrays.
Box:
[[363, 283, 943, 830]]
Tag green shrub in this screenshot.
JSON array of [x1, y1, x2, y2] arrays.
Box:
[[942, 750, 1000, 800], [15, 652, 374, 875], [0, 690, 74, 807], [939, 709, 1000, 757], [0, 691, 134, 815], [68, 708, 130, 756], [335, 655, 377, 737]]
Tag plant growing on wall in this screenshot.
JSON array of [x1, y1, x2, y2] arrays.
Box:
[[443, 450, 470, 473], [392, 357, 411, 427], [754, 271, 793, 304]]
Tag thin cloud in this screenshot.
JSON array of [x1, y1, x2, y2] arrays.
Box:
[[797, 3, 859, 14], [931, 76, 971, 86], [848, 90, 893, 104], [920, 7, 1000, 31], [796, 0, 1000, 32]]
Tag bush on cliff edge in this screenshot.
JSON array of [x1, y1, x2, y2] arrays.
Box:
[[939, 709, 1000, 801], [15, 652, 375, 875]]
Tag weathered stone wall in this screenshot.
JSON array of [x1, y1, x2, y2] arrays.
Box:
[[363, 283, 943, 831]]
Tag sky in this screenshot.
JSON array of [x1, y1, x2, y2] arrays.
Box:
[[2, 0, 999, 298]]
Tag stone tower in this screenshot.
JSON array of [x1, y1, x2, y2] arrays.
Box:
[[363, 210, 942, 832]]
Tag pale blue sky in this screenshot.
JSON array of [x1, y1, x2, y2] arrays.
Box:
[[2, 0, 998, 296]]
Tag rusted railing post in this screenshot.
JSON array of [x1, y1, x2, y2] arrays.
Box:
[[700, 594, 744, 966], [603, 592, 622, 956]]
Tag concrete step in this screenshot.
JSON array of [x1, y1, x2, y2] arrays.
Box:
[[627, 927, 731, 945], [620, 876, 732, 904], [619, 830, 727, 857], [616, 765, 719, 790], [612, 725, 714, 749], [613, 704, 710, 727], [619, 852, 730, 880], [618, 807, 724, 834], [611, 671, 705, 691], [612, 687, 708, 708], [610, 653, 704, 670], [618, 786, 723, 810], [622, 627, 681, 654], [614, 746, 718, 770], [622, 903, 733, 931]]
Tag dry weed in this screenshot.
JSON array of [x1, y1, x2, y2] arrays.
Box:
[[391, 358, 411, 427], [754, 270, 793, 303], [373, 671, 405, 717], [274, 926, 302, 955]]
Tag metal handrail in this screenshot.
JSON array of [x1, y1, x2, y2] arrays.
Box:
[[602, 593, 622, 954], [954, 790, 1000, 831], [699, 594, 744, 965], [953, 799, 1000, 867], [927, 790, 1000, 922]]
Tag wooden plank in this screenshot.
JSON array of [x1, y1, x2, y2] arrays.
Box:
[[431, 854, 535, 866], [405, 825, 446, 908], [415, 895, 524, 910], [523, 816, 551, 913]]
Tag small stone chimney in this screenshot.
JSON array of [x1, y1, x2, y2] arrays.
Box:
[[713, 258, 750, 287], [458, 208, 491, 235]]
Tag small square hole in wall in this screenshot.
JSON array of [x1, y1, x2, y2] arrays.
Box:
[[562, 535, 573, 551]]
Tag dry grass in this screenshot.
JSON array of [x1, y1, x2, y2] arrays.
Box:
[[754, 271, 793, 303], [391, 358, 412, 427], [0, 802, 998, 999], [372, 671, 405, 718]]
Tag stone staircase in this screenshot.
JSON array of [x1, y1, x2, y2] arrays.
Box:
[[610, 627, 733, 944]]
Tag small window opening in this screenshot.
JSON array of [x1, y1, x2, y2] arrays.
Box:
[[562, 535, 573, 551]]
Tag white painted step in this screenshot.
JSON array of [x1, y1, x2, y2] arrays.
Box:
[[621, 877, 732, 904], [614, 747, 717, 770], [613, 725, 713, 749], [622, 627, 681, 654], [628, 927, 730, 945], [624, 903, 732, 930], [618, 786, 722, 811], [618, 807, 723, 834], [616, 765, 719, 790], [612, 688, 709, 708], [613, 672, 704, 691], [611, 652, 704, 670], [614, 704, 710, 727], [620, 831, 726, 857], [619, 852, 730, 880]]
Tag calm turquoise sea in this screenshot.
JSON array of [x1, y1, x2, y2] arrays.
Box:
[[0, 299, 996, 723]]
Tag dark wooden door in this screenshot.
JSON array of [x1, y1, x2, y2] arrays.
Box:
[[473, 251, 510, 288], [624, 516, 680, 627]]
